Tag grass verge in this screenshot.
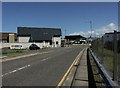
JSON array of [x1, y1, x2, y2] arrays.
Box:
[[92, 46, 120, 85], [2, 50, 23, 55]]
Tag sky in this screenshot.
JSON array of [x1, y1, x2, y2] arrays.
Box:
[[2, 2, 118, 37]]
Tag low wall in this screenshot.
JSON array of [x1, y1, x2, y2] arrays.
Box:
[[1, 42, 51, 49]]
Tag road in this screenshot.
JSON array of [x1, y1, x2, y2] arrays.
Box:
[[2, 45, 86, 86]]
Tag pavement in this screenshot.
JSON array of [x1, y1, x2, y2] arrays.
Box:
[[2, 45, 87, 86], [58, 48, 88, 87], [72, 48, 88, 86]]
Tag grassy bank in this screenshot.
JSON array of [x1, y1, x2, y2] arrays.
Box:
[[2, 50, 23, 55], [91, 40, 120, 85]]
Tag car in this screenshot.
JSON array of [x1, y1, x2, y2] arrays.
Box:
[[29, 44, 40, 50]]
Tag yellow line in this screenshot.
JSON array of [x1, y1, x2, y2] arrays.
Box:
[[0, 51, 52, 63], [74, 49, 85, 66], [56, 49, 85, 88]]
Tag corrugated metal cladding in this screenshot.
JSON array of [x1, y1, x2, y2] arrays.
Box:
[[17, 27, 61, 42]]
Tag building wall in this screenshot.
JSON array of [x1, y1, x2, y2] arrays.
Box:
[[52, 37, 61, 47], [1, 42, 51, 49], [18, 36, 30, 43], [118, 34, 120, 40], [2, 40, 8, 43], [103, 33, 120, 43], [103, 34, 113, 42], [9, 34, 15, 43]]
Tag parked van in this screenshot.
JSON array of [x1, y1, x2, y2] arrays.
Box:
[[10, 44, 23, 49]]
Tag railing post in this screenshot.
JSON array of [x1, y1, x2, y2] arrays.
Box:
[[96, 38, 98, 58], [101, 36, 104, 64], [113, 30, 118, 81]]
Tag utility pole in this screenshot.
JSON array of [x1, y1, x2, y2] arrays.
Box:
[[65, 29, 67, 36], [89, 21, 93, 38]]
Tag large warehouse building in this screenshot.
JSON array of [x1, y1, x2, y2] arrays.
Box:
[[65, 35, 86, 44], [17, 27, 62, 47]]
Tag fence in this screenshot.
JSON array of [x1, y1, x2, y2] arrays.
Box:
[[89, 48, 118, 87], [91, 31, 120, 85]]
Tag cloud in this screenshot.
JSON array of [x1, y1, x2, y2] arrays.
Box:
[[69, 23, 118, 38]]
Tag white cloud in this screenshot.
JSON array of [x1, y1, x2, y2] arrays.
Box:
[[69, 23, 118, 38]]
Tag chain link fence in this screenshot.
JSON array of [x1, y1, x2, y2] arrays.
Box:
[[91, 31, 120, 85]]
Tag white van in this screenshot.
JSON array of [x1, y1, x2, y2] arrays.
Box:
[[10, 44, 23, 49]]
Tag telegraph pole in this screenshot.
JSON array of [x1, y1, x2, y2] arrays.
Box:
[[65, 29, 67, 36], [89, 21, 93, 38]]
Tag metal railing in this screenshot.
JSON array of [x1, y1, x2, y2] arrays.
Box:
[[89, 48, 119, 88]]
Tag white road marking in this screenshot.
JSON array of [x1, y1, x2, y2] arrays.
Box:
[[41, 57, 51, 62], [1, 65, 31, 77]]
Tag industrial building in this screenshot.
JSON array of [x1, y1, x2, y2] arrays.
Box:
[[0, 27, 62, 49], [17, 27, 62, 47], [103, 32, 120, 42], [65, 35, 86, 44]]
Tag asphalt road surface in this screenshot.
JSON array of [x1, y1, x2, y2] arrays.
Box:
[[2, 45, 86, 86]]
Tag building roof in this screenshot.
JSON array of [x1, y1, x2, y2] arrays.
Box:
[[17, 27, 61, 42], [65, 35, 86, 40]]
